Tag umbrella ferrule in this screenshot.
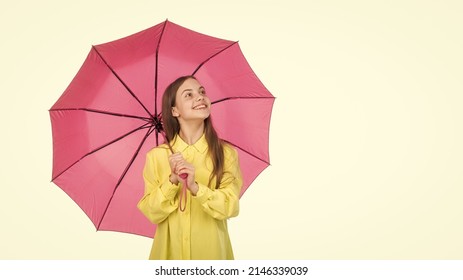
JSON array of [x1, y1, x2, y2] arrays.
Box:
[[151, 116, 164, 133]]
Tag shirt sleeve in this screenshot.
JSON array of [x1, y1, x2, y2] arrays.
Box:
[[193, 146, 243, 220], [137, 150, 180, 224]]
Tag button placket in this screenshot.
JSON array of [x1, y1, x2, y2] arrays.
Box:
[[181, 199, 191, 259], [184, 146, 195, 162], [181, 148, 192, 259]]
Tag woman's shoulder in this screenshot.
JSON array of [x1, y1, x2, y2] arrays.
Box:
[[222, 141, 239, 159], [146, 144, 170, 158]]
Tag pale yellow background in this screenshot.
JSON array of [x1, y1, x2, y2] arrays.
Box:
[[1, 0, 462, 259]]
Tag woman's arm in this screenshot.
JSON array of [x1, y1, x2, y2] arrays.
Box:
[[137, 151, 180, 224], [193, 147, 243, 220]]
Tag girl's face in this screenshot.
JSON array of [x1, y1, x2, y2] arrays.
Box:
[[172, 78, 211, 122]]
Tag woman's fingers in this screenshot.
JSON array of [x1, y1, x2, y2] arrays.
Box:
[[176, 162, 192, 174], [168, 154, 196, 189], [168, 153, 184, 171]]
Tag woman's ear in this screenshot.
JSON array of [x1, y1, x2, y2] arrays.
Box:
[[172, 107, 180, 117]]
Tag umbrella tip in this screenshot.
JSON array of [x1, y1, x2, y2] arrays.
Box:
[[150, 116, 164, 134]]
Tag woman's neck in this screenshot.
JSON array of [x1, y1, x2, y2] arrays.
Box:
[[178, 121, 205, 145]]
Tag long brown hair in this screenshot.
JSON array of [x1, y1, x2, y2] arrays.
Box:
[[161, 75, 224, 189]]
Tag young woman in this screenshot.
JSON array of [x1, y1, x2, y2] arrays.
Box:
[[137, 76, 243, 260]]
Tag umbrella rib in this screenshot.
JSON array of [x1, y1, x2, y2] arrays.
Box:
[[51, 123, 153, 182], [49, 108, 152, 122], [192, 41, 238, 76], [225, 140, 270, 166], [211, 96, 275, 105], [92, 46, 154, 119], [154, 19, 169, 118], [97, 125, 156, 230]]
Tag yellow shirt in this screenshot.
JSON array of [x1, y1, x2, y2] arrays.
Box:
[[137, 133, 243, 260]]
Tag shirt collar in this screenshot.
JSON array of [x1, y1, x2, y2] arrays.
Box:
[[171, 133, 208, 154]]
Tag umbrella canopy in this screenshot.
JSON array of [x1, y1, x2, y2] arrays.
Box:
[[49, 20, 274, 238]]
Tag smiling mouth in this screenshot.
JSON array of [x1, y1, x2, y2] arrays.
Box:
[[193, 104, 208, 110]]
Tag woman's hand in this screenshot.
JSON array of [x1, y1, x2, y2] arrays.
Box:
[[168, 153, 199, 195], [168, 153, 183, 185]]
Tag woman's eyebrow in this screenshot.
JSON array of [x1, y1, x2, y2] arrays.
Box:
[[182, 86, 205, 94], [181, 88, 193, 94]]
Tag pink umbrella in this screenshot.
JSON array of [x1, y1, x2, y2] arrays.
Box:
[[49, 20, 274, 238]]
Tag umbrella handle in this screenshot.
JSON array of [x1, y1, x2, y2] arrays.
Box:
[[179, 173, 188, 212]]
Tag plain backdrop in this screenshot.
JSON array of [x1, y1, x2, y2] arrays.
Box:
[[1, 0, 462, 259]]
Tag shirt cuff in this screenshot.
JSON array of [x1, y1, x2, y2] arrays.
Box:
[[193, 182, 212, 204], [160, 180, 181, 201]]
